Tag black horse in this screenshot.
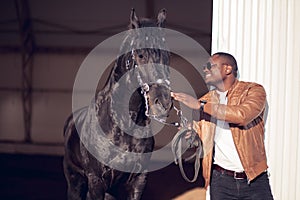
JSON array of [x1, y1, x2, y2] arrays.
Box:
[[63, 9, 173, 200]]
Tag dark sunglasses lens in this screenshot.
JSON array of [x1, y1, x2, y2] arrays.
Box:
[[203, 62, 212, 70], [207, 63, 212, 70]]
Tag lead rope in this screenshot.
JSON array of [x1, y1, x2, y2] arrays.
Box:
[[171, 106, 202, 183], [171, 128, 201, 182]]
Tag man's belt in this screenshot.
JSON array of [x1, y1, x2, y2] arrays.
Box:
[[213, 164, 247, 179]]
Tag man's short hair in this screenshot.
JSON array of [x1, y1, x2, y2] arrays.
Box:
[[213, 52, 238, 77]]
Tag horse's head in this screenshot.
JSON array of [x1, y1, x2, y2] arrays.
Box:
[[112, 8, 172, 124]]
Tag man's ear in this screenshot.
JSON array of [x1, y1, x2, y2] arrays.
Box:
[[225, 65, 233, 75]]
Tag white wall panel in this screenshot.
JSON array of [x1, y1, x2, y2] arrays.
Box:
[[212, 0, 300, 199]]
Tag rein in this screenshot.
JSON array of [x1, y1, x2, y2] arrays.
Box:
[[169, 105, 202, 182], [171, 126, 202, 182]]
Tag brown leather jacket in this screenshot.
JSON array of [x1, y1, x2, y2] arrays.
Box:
[[193, 79, 268, 188]]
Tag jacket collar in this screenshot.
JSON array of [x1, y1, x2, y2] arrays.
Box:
[[200, 79, 239, 102], [226, 79, 239, 97]]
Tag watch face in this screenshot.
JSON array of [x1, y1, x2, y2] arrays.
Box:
[[200, 100, 207, 106]]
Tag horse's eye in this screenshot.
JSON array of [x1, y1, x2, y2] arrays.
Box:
[[138, 54, 144, 59]]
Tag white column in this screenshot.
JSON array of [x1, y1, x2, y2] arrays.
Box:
[[211, 0, 300, 199]]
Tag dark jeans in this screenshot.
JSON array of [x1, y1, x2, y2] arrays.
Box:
[[210, 169, 274, 200]]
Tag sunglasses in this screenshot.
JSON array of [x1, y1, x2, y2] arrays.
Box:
[[202, 62, 228, 70], [202, 62, 218, 70]]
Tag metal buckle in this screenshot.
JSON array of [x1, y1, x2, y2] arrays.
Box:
[[234, 171, 244, 180]]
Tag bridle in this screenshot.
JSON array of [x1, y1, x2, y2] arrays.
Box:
[[127, 49, 187, 128]]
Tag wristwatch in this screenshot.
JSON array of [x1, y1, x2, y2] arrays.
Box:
[[199, 100, 207, 111]]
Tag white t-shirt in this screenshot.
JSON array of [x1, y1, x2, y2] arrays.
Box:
[[213, 90, 244, 172]]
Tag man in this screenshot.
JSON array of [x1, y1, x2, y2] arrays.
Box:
[[171, 52, 273, 199]]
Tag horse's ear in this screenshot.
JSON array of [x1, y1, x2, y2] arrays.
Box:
[[130, 8, 140, 29], [157, 9, 167, 27]]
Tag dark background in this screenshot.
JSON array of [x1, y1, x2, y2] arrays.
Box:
[[0, 154, 204, 200], [0, 0, 212, 199]]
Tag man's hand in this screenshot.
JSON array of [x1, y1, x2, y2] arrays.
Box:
[[171, 92, 200, 110]]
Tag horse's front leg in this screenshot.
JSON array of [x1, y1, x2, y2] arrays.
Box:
[[86, 173, 106, 200], [63, 158, 88, 200], [127, 173, 148, 200]]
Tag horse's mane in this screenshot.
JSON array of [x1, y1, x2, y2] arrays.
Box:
[[96, 17, 169, 100]]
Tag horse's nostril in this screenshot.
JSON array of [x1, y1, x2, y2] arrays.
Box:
[[154, 98, 159, 105]]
